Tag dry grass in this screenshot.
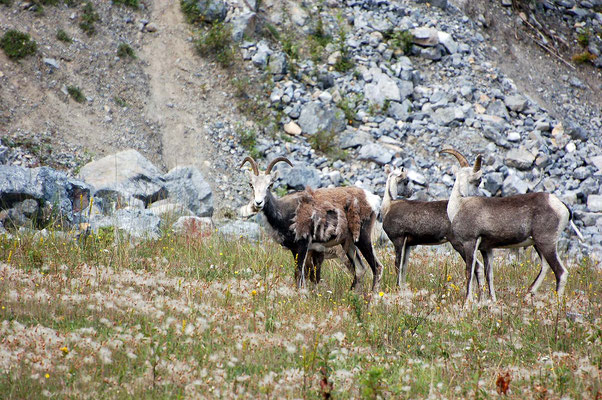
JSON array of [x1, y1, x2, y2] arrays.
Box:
[[0, 229, 600, 398]]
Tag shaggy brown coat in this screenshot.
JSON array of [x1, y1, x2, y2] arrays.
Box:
[[291, 187, 373, 244]]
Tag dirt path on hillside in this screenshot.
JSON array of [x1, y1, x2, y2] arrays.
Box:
[[141, 0, 238, 208]]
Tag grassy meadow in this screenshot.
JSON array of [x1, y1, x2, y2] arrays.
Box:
[[0, 226, 600, 399]]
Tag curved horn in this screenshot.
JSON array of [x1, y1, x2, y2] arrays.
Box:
[[473, 154, 482, 172], [265, 157, 293, 174], [439, 148, 469, 167], [239, 156, 259, 175]]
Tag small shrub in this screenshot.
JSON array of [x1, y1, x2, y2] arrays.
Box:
[[572, 51, 596, 64], [79, 2, 99, 36], [310, 12, 331, 47], [0, 30, 37, 60], [576, 29, 590, 47], [67, 85, 85, 103], [236, 124, 261, 159], [388, 29, 414, 55], [113, 96, 128, 107], [281, 35, 300, 60], [196, 21, 235, 68], [0, 0, 12, 5], [56, 29, 72, 43], [117, 43, 136, 59], [309, 129, 347, 161], [180, 0, 201, 24], [112, 0, 139, 9], [231, 77, 251, 98]]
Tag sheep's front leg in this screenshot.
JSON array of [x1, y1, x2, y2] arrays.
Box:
[[295, 242, 310, 289]]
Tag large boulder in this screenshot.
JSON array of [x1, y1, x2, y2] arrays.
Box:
[[0, 165, 90, 226], [505, 148, 535, 170], [90, 208, 161, 239], [218, 220, 261, 241], [297, 102, 346, 135], [278, 164, 321, 190], [78, 149, 166, 208], [162, 166, 213, 217], [358, 143, 394, 165]]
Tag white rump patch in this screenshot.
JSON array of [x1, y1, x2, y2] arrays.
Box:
[[362, 189, 381, 214]]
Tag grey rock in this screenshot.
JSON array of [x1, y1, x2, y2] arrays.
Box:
[[339, 128, 373, 149], [564, 121, 588, 141], [505, 148, 535, 170], [184, 0, 227, 23], [365, 68, 401, 106], [437, 31, 457, 54], [486, 99, 510, 120], [432, 107, 465, 126], [388, 100, 411, 121], [0, 146, 8, 164], [90, 208, 161, 239], [14, 198, 39, 218], [218, 220, 261, 241], [172, 216, 213, 235], [415, 0, 447, 8], [231, 12, 257, 42], [504, 95, 528, 112], [78, 149, 166, 207], [412, 27, 439, 47], [588, 194, 602, 212], [573, 166, 591, 180], [268, 51, 287, 75], [502, 173, 529, 195], [0, 165, 90, 225], [252, 40, 272, 68], [483, 172, 504, 194], [279, 165, 321, 190], [162, 166, 213, 217], [407, 169, 426, 185], [43, 58, 60, 69], [297, 102, 346, 135], [420, 46, 442, 61], [358, 143, 394, 165]]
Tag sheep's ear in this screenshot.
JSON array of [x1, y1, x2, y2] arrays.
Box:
[[451, 165, 459, 175], [245, 170, 253, 180], [270, 170, 280, 181], [384, 164, 391, 175], [473, 170, 483, 181]]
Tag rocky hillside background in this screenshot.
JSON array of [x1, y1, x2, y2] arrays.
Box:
[[1, 0, 601, 258]]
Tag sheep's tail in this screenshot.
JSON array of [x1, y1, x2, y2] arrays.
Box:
[[563, 201, 585, 243]]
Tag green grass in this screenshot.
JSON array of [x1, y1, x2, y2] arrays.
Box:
[[195, 21, 235, 68], [67, 85, 85, 103], [79, 1, 99, 36], [0, 30, 37, 60], [117, 42, 136, 59], [56, 29, 72, 43], [309, 129, 348, 161], [0, 229, 599, 398], [112, 0, 138, 9]]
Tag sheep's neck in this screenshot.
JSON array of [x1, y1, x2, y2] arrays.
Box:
[[381, 179, 396, 218], [447, 178, 462, 223], [262, 191, 289, 232]]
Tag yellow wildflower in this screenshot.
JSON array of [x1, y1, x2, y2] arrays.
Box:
[[251, 290, 257, 296], [378, 291, 384, 297], [45, 373, 50, 379], [60, 346, 69, 355]]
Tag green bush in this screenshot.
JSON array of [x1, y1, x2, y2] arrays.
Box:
[[56, 29, 72, 43], [196, 21, 235, 68], [309, 129, 347, 161], [572, 51, 596, 64], [0, 30, 37, 60], [180, 0, 201, 23], [67, 85, 85, 103], [79, 2, 99, 36], [388, 29, 414, 55], [236, 124, 261, 159], [112, 0, 138, 8], [117, 43, 136, 59]]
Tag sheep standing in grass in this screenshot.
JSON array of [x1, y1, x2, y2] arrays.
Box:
[[240, 156, 383, 292], [381, 164, 485, 290], [441, 148, 584, 303]]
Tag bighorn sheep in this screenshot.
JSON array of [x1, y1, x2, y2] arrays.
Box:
[[381, 164, 484, 289], [440, 148, 584, 303], [240, 156, 383, 292]]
